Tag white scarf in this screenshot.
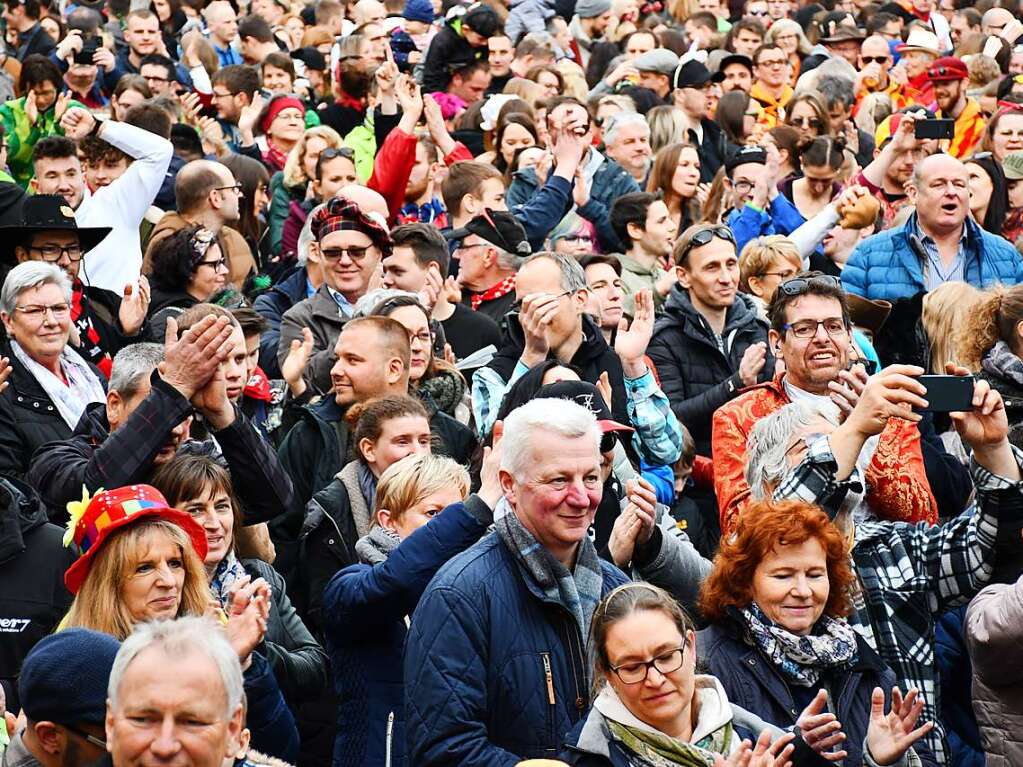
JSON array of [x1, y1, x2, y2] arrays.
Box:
[[10, 339, 106, 429]]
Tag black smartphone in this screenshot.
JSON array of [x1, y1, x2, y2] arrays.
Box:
[[919, 374, 974, 412], [73, 36, 99, 65], [914, 118, 955, 140]]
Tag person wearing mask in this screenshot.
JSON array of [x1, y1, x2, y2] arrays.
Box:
[[927, 56, 986, 159], [647, 223, 773, 457], [5, 629, 119, 767], [844, 147, 1023, 300], [699, 500, 935, 767], [61, 485, 298, 762], [671, 59, 726, 183], [143, 159, 254, 292], [27, 315, 295, 526], [277, 196, 391, 396], [608, 192, 676, 314]]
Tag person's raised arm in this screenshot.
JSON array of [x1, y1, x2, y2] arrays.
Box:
[[860, 110, 923, 190]]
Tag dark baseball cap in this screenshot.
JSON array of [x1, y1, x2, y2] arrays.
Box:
[[538, 380, 634, 451], [725, 145, 767, 174], [673, 59, 725, 90], [450, 208, 531, 256]]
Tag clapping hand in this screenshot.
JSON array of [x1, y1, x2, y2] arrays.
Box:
[[282, 326, 314, 397], [713, 731, 795, 767], [159, 314, 233, 399], [224, 576, 271, 669], [118, 276, 150, 336], [479, 420, 504, 509], [864, 687, 933, 766], [797, 689, 848, 762], [607, 478, 657, 567], [615, 289, 654, 376]]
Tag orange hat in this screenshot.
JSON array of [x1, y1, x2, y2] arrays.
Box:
[[63, 485, 208, 594]]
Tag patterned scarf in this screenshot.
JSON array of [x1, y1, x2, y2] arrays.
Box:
[[494, 503, 603, 640], [470, 274, 516, 311], [209, 550, 249, 608], [262, 140, 289, 172], [982, 339, 1023, 388], [10, 339, 106, 430], [70, 282, 112, 378], [739, 603, 858, 687]]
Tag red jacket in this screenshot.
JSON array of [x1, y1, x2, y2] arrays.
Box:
[[711, 373, 938, 536]]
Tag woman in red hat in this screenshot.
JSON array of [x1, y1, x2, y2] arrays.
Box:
[[59, 484, 301, 762]]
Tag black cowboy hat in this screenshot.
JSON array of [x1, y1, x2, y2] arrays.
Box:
[[0, 195, 113, 262]]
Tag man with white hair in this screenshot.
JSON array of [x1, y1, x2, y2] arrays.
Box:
[[404, 398, 630, 765], [742, 366, 1023, 764], [106, 617, 245, 767], [602, 112, 652, 183]]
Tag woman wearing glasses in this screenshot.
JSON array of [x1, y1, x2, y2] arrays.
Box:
[[784, 94, 829, 153], [145, 224, 230, 340], [0, 261, 104, 482], [697, 500, 936, 767]]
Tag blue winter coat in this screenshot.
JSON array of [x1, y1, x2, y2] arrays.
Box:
[[842, 213, 1023, 301], [935, 607, 986, 767], [321, 496, 492, 767], [403, 532, 630, 766], [726, 195, 806, 257], [507, 155, 641, 253], [698, 620, 938, 767]]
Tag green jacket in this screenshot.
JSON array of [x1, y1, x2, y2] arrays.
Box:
[[344, 111, 377, 183], [0, 96, 86, 188], [268, 170, 305, 256]]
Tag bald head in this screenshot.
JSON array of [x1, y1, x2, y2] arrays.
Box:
[[912, 152, 966, 187], [204, 0, 235, 23], [336, 184, 389, 220], [353, 0, 386, 26], [910, 153, 970, 234], [860, 35, 891, 59], [982, 7, 1013, 34], [176, 160, 235, 215]]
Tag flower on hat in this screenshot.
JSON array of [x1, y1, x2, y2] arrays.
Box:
[[64, 485, 101, 548]]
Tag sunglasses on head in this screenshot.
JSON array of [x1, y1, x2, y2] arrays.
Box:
[[777, 273, 842, 296], [321, 147, 356, 161], [676, 225, 735, 262]]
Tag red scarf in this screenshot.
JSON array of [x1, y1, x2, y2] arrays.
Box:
[[71, 282, 112, 378], [243, 366, 272, 402], [263, 140, 289, 172], [335, 92, 366, 112], [470, 274, 516, 311]]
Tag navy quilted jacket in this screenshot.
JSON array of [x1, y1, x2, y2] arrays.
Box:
[[403, 532, 630, 766], [842, 213, 1023, 301]]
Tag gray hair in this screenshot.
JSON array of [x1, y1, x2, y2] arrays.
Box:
[[109, 343, 165, 397], [603, 112, 650, 147], [500, 397, 601, 479], [744, 400, 841, 499], [816, 75, 856, 110], [521, 252, 588, 293], [353, 288, 420, 317], [297, 203, 326, 267], [108, 617, 244, 719], [0, 262, 72, 315], [492, 245, 527, 273]]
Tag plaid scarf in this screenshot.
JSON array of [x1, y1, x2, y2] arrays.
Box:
[[494, 500, 603, 640], [982, 340, 1023, 388], [739, 603, 858, 687], [470, 274, 516, 312], [71, 282, 111, 378], [263, 140, 289, 172]]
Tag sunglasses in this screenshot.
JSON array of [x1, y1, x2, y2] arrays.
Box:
[[861, 55, 890, 65], [676, 225, 735, 262], [777, 273, 842, 297]]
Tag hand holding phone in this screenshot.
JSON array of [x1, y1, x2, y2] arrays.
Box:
[[914, 118, 955, 141], [918, 374, 975, 412]]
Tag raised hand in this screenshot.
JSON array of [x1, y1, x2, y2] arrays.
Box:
[[738, 342, 767, 387], [91, 45, 115, 70], [159, 314, 234, 399], [518, 292, 560, 367], [624, 478, 657, 545], [56, 29, 83, 62], [607, 503, 643, 567], [282, 326, 314, 397], [191, 361, 234, 429], [24, 89, 38, 126], [796, 689, 848, 762], [615, 289, 654, 375], [60, 106, 96, 140], [417, 263, 443, 312], [118, 275, 150, 335], [53, 92, 70, 122], [0, 357, 11, 395], [713, 731, 795, 767], [224, 577, 271, 668], [573, 166, 591, 208], [864, 687, 933, 766], [178, 91, 204, 126], [238, 92, 265, 143], [827, 362, 870, 421], [596, 370, 613, 414], [479, 420, 504, 509]]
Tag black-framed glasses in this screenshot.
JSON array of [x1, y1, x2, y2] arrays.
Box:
[[757, 58, 789, 68], [214, 183, 243, 194], [29, 244, 83, 262], [777, 273, 842, 297], [197, 257, 228, 270], [320, 245, 373, 262], [782, 317, 849, 339], [676, 225, 735, 263], [63, 725, 107, 750], [861, 55, 890, 65], [610, 645, 686, 684]]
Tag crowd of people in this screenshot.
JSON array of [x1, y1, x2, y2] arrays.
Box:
[[2, 0, 1023, 764]]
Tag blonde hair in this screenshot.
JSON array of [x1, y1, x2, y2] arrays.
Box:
[[957, 284, 1023, 370], [738, 235, 801, 293], [647, 106, 690, 154], [62, 520, 212, 641], [373, 453, 470, 524], [922, 282, 984, 372], [282, 125, 345, 189]]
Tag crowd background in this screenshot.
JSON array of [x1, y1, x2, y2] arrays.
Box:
[[2, 0, 1023, 763]]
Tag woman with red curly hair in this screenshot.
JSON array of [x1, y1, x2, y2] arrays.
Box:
[[697, 499, 936, 767]]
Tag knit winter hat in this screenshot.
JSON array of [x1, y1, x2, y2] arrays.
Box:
[[574, 0, 612, 18], [260, 96, 305, 135], [403, 0, 434, 23]]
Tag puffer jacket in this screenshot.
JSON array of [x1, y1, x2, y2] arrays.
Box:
[[404, 533, 630, 765], [506, 154, 640, 252], [965, 576, 1023, 767], [646, 287, 773, 456], [322, 496, 493, 767], [842, 213, 1023, 301], [698, 618, 938, 767]]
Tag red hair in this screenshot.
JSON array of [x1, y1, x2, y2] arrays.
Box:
[[699, 500, 855, 623]]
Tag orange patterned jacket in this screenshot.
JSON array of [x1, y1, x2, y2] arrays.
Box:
[[711, 373, 939, 536]]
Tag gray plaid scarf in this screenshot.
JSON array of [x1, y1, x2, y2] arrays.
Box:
[[495, 502, 604, 640], [982, 340, 1023, 388]]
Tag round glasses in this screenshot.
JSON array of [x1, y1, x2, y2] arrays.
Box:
[[610, 646, 686, 684]]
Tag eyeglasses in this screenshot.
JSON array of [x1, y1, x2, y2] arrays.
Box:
[[214, 183, 243, 194], [15, 302, 71, 320], [29, 244, 83, 262], [861, 55, 890, 65], [559, 234, 593, 243], [790, 116, 823, 129], [62, 725, 106, 750], [757, 58, 789, 68], [783, 317, 849, 339], [777, 273, 842, 296], [211, 89, 236, 99], [320, 245, 373, 262], [676, 225, 735, 262], [610, 645, 686, 684], [143, 74, 170, 83], [407, 330, 433, 345], [197, 257, 228, 270]]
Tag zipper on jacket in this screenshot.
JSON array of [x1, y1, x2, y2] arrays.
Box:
[[385, 711, 394, 767], [542, 652, 556, 704], [561, 617, 586, 711]]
